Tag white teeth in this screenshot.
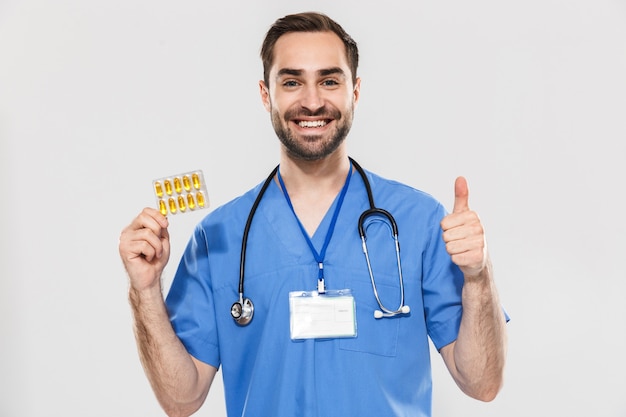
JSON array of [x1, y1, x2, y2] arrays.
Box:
[[298, 120, 327, 128]]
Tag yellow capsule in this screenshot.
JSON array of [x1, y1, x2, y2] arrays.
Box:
[[159, 199, 168, 216], [168, 197, 177, 214], [164, 179, 173, 195], [174, 177, 183, 194], [196, 191, 206, 208], [183, 175, 192, 191], [154, 182, 164, 197], [187, 193, 196, 210], [178, 195, 187, 212], [192, 173, 201, 189]]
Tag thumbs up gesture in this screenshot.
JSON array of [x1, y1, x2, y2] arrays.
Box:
[[440, 177, 488, 279]]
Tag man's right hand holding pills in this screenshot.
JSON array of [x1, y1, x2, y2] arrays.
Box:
[[119, 208, 171, 293]]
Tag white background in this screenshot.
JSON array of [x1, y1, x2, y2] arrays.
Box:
[[1, 1, 625, 416]]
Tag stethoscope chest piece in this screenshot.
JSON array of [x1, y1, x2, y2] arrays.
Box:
[[231, 298, 254, 326]]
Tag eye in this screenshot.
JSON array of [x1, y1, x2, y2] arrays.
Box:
[[282, 80, 300, 88], [322, 79, 339, 87]]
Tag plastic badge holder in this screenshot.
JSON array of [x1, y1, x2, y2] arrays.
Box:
[[153, 170, 209, 216]]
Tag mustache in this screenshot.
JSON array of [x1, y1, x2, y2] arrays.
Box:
[[284, 106, 341, 120]]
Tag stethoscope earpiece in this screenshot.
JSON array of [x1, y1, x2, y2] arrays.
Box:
[[374, 305, 411, 319]]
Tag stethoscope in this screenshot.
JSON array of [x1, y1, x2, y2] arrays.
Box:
[[230, 157, 410, 326]]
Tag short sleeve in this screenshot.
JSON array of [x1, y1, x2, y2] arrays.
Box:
[[422, 203, 465, 351], [165, 225, 221, 367]]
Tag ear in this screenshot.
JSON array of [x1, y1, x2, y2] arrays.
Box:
[[259, 80, 271, 112], [353, 77, 361, 106]]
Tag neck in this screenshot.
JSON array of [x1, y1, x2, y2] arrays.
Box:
[[277, 150, 351, 236], [278, 150, 350, 194]]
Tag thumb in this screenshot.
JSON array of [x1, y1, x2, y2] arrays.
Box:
[[453, 176, 470, 213]]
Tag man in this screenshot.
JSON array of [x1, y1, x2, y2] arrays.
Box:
[[119, 12, 507, 417]]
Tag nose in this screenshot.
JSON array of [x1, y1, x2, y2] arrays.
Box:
[[299, 84, 324, 112]]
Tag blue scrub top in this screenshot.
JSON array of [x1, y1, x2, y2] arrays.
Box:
[[166, 169, 465, 417]]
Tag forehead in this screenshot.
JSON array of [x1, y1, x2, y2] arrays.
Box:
[[270, 31, 350, 76]]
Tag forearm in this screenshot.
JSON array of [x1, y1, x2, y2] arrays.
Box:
[[129, 286, 210, 416], [449, 260, 507, 401]]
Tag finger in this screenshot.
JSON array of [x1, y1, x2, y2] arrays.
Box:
[[120, 208, 169, 258], [127, 238, 159, 262], [159, 226, 170, 259], [120, 227, 161, 261], [452, 176, 469, 214], [138, 227, 168, 259], [440, 209, 478, 233], [140, 207, 169, 228], [128, 208, 169, 234], [444, 233, 484, 256], [441, 212, 483, 240]]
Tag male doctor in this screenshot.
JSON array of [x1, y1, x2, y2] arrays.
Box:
[[119, 12, 507, 417]]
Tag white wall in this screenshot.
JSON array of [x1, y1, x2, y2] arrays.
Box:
[[1, 1, 625, 416]]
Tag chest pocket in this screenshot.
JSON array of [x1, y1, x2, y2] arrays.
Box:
[[339, 277, 402, 357]]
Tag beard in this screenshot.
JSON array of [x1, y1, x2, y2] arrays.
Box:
[[270, 104, 354, 161]]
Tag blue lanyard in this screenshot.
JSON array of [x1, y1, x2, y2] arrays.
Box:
[[276, 161, 353, 294]]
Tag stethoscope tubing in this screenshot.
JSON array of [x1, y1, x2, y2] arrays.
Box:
[[358, 208, 407, 317], [234, 157, 409, 325], [238, 165, 278, 297]]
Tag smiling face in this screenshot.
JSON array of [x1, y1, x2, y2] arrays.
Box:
[[260, 31, 360, 162]]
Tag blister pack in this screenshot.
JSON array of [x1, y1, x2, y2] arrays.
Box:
[[152, 170, 209, 216]]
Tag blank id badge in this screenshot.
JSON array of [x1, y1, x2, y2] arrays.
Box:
[[289, 289, 357, 340]]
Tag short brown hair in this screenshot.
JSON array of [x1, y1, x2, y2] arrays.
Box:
[[260, 12, 359, 87]]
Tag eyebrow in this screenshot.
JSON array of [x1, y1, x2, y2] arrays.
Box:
[[276, 67, 347, 79], [319, 67, 346, 77]]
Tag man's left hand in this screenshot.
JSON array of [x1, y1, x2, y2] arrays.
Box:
[[440, 177, 488, 279]]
